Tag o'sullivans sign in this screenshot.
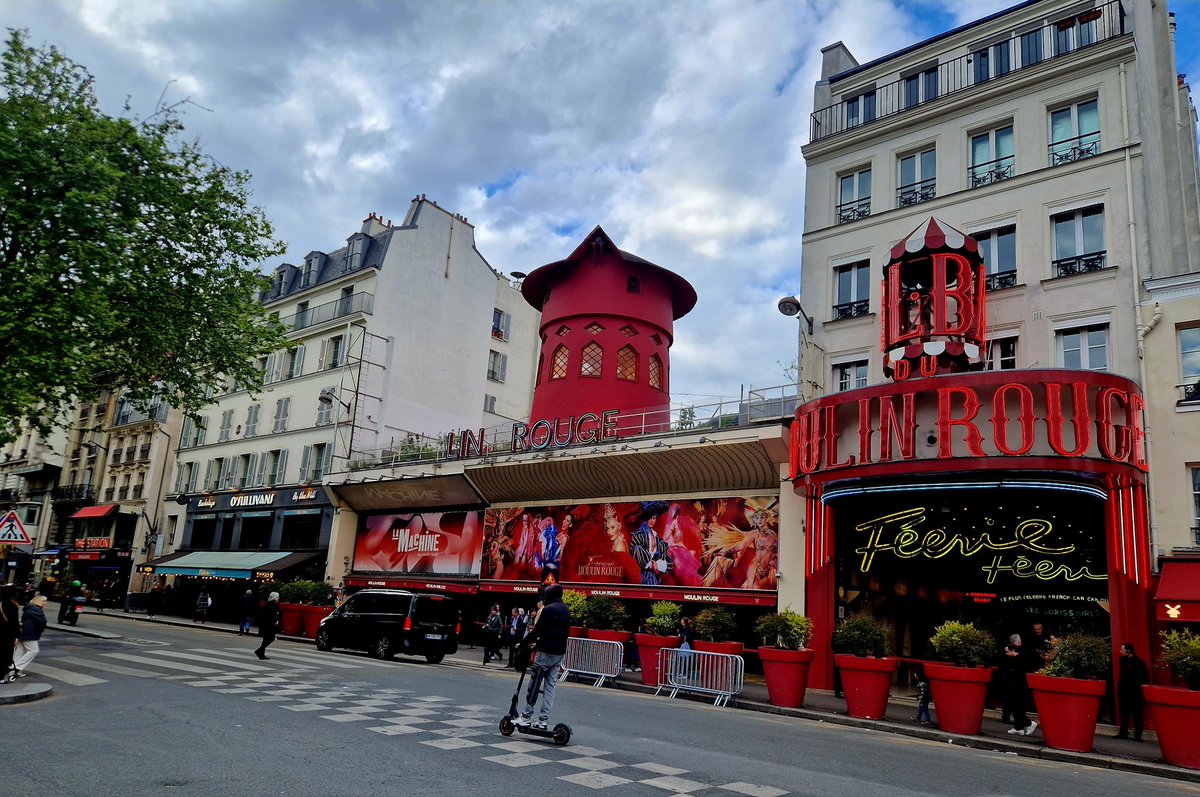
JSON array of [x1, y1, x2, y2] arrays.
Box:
[[789, 370, 1147, 479]]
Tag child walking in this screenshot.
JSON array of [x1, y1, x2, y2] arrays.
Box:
[[914, 668, 933, 725]]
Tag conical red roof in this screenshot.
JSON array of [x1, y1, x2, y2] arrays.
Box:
[[888, 217, 979, 265]]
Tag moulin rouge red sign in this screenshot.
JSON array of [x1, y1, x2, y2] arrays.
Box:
[[789, 370, 1147, 478]]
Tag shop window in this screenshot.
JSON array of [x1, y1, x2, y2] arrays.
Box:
[[1052, 206, 1105, 277], [969, 125, 1014, 188], [551, 345, 569, 380], [617, 346, 638, 382], [649, 354, 663, 390], [580, 342, 603, 377], [1057, 324, 1108, 371], [976, 225, 1017, 289], [835, 360, 868, 392]]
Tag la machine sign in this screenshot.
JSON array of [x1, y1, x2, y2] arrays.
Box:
[[790, 370, 1147, 478]]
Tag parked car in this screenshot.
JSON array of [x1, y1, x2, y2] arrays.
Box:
[[315, 589, 459, 663]]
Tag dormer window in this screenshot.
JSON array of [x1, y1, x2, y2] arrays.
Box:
[[348, 235, 367, 270]]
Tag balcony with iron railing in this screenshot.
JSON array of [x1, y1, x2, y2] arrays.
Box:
[[836, 198, 871, 225], [279, 292, 374, 332], [969, 155, 1015, 188], [1052, 251, 1107, 278], [897, 179, 936, 207], [985, 271, 1018, 291], [833, 300, 871, 321], [809, 1, 1127, 143], [1177, 382, 1200, 405], [113, 401, 168, 428], [1048, 132, 1101, 166], [52, 484, 96, 503]]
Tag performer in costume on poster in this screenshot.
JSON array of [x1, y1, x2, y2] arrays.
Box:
[[535, 515, 561, 570], [662, 503, 702, 587], [631, 500, 674, 586]]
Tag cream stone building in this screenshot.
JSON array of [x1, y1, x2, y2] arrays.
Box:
[[788, 0, 1200, 609]]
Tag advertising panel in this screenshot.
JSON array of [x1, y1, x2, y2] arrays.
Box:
[[354, 510, 485, 578], [482, 496, 778, 591]]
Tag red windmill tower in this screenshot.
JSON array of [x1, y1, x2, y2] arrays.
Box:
[[520, 226, 696, 439]]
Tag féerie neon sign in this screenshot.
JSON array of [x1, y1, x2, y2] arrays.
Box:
[[854, 507, 1105, 586]]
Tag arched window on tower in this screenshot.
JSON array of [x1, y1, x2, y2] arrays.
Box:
[[551, 345, 569, 380], [649, 354, 663, 390], [617, 345, 638, 382], [581, 342, 603, 377]]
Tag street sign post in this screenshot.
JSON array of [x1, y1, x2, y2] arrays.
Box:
[[0, 510, 32, 546]]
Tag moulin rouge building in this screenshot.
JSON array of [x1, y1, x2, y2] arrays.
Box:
[[791, 217, 1150, 689]]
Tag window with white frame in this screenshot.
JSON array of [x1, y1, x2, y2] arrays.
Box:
[[897, 148, 936, 206], [299, 443, 329, 482], [218, 409, 234, 442], [487, 350, 508, 382], [833, 260, 870, 320], [286, 345, 305, 379], [321, 335, 345, 370], [845, 90, 876, 128], [976, 225, 1017, 289], [835, 361, 868, 392], [837, 168, 872, 224], [1057, 324, 1108, 371], [236, 454, 255, 489], [1178, 328, 1200, 402], [1051, 206, 1105, 277], [903, 67, 938, 108], [491, 308, 511, 341], [972, 39, 1012, 84], [1049, 99, 1100, 165], [1053, 8, 1101, 56], [987, 337, 1018, 371], [969, 125, 1014, 187], [273, 397, 290, 433], [263, 449, 288, 487], [1019, 28, 1044, 67]]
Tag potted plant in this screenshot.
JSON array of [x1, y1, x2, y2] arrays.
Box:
[[924, 620, 997, 735], [298, 581, 336, 639], [634, 601, 682, 686], [276, 580, 308, 636], [693, 607, 743, 655], [562, 589, 588, 637], [832, 612, 896, 720], [581, 597, 632, 646], [1028, 633, 1110, 752], [1144, 629, 1200, 769], [754, 608, 815, 708]]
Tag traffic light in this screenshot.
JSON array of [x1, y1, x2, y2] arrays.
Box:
[[49, 555, 64, 580]]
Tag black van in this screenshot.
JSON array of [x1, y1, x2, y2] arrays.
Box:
[[315, 589, 459, 663]]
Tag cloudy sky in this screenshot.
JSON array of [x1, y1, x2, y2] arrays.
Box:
[[6, 0, 1200, 412]]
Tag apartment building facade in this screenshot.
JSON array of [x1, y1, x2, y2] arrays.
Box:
[[788, 0, 1200, 685], [147, 197, 539, 600]]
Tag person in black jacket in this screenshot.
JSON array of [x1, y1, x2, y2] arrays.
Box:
[[12, 594, 48, 677], [1115, 642, 1150, 740], [1, 585, 21, 682], [513, 584, 571, 730], [255, 592, 281, 660]]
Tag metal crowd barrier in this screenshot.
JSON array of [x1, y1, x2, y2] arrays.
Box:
[[655, 647, 744, 707], [559, 636, 624, 687]]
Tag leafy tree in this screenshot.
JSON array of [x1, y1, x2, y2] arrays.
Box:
[[0, 30, 288, 442]]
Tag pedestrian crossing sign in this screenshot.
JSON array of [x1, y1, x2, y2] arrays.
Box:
[[0, 510, 31, 545]]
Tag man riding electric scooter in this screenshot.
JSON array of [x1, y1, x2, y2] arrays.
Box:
[[505, 584, 571, 737]]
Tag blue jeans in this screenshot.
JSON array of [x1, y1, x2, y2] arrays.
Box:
[[241, 614, 253, 633], [916, 703, 931, 723]]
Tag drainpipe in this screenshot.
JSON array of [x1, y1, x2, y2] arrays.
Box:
[[1121, 60, 1159, 559]]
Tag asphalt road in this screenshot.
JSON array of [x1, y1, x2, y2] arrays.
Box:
[[4, 615, 1194, 797]]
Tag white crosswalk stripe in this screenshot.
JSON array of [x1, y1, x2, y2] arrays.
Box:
[[22, 661, 107, 686], [101, 652, 221, 674], [52, 655, 162, 678], [186, 648, 314, 670], [221, 647, 380, 669], [146, 650, 284, 673]]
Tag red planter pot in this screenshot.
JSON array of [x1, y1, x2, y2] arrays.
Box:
[[835, 654, 898, 720], [924, 662, 995, 736], [1028, 672, 1106, 752], [634, 633, 681, 686], [1144, 685, 1200, 769], [279, 603, 304, 636], [301, 605, 333, 639], [569, 625, 587, 638], [587, 629, 634, 646], [695, 640, 745, 656], [758, 647, 814, 708]]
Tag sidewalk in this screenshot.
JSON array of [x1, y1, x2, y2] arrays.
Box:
[[46, 606, 1199, 784]]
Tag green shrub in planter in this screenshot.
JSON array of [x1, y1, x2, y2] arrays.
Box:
[[1041, 634, 1111, 680], [694, 607, 738, 642], [277, 580, 335, 605], [930, 621, 996, 667], [754, 608, 813, 650], [1160, 629, 1200, 689], [582, 596, 629, 631], [644, 601, 682, 635], [561, 589, 588, 622], [832, 612, 891, 657]]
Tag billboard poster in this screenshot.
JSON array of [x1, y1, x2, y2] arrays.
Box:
[[354, 510, 485, 578], [482, 496, 778, 591]]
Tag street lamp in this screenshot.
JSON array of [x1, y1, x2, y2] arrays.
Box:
[[777, 295, 814, 335], [778, 295, 819, 401], [317, 387, 351, 412]]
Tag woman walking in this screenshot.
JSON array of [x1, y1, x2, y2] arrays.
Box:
[[11, 594, 48, 678], [255, 592, 281, 660]]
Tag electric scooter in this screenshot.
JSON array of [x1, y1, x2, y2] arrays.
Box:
[[497, 644, 572, 746]]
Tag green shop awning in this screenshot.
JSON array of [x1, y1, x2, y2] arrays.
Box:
[[146, 550, 319, 579]]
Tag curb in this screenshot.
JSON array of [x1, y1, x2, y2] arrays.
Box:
[[0, 682, 54, 705]]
